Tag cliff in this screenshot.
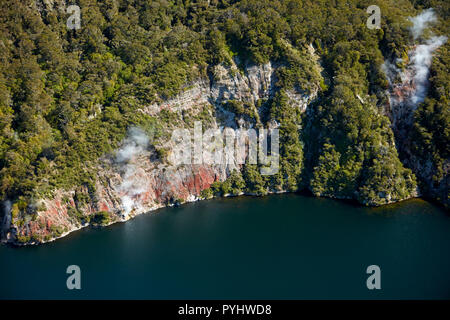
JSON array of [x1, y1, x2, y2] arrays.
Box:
[[1, 2, 447, 246], [1, 59, 318, 245]]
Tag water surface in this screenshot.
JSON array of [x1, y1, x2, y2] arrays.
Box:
[[1, 194, 449, 299]]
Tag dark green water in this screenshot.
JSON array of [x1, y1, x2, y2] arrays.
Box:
[[1, 194, 449, 299]]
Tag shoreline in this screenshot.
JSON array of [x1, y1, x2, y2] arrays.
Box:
[[3, 190, 444, 248]]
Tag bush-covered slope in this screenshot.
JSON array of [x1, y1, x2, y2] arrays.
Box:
[[0, 0, 448, 239]]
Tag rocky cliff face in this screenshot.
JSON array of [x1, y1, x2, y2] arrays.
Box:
[[1, 59, 318, 245]]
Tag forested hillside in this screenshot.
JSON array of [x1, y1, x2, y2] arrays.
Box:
[[0, 0, 448, 243]]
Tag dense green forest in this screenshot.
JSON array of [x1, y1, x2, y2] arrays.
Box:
[[0, 0, 448, 226]]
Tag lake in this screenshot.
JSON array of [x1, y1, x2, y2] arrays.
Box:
[[1, 194, 449, 299]]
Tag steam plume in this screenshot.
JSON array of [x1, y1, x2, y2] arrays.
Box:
[[409, 8, 437, 40], [115, 127, 150, 216], [409, 36, 447, 105], [383, 9, 447, 108]]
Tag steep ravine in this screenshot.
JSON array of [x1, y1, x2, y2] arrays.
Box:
[[381, 10, 448, 208]]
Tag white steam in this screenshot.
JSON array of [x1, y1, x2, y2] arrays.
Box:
[[409, 35, 447, 105], [383, 8, 447, 108], [408, 8, 437, 40], [116, 127, 149, 162], [115, 127, 150, 216]]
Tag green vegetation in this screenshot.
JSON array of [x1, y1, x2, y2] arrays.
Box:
[[407, 0, 449, 208], [0, 0, 448, 215], [90, 211, 112, 226], [207, 169, 247, 197], [223, 100, 259, 122]]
